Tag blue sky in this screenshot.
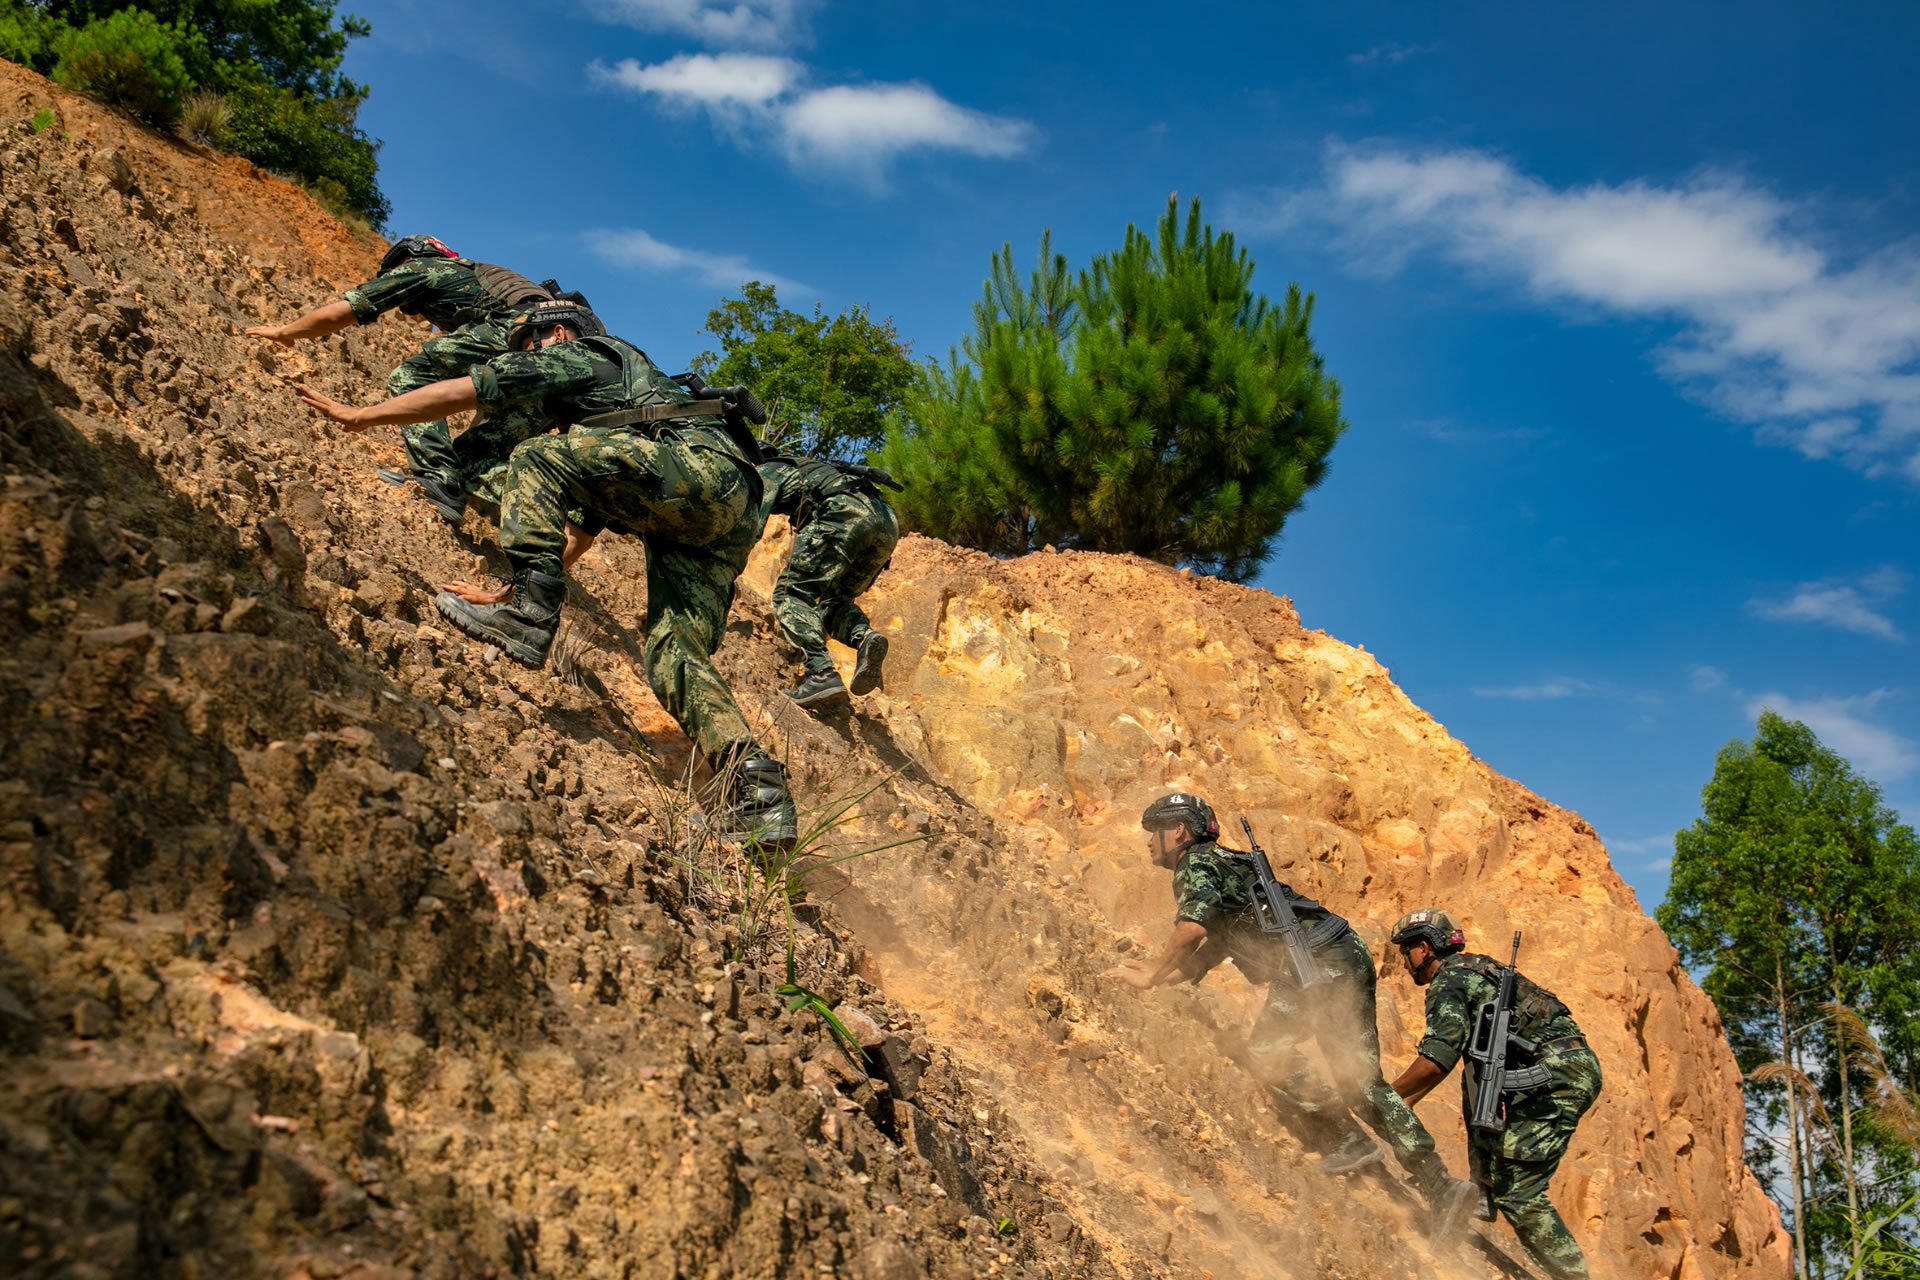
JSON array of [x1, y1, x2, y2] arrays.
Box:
[[339, 1, 1919, 908]]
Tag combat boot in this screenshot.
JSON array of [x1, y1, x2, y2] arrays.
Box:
[[1406, 1152, 1479, 1246], [1315, 1127, 1384, 1174], [849, 630, 888, 695], [787, 668, 848, 708], [711, 756, 799, 848], [379, 468, 467, 525], [434, 569, 565, 666]]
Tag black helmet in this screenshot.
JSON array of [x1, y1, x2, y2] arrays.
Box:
[[1389, 908, 1465, 956], [378, 234, 459, 276], [1140, 792, 1218, 840], [507, 298, 605, 351]]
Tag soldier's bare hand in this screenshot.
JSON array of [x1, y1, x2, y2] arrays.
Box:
[[295, 383, 367, 431], [442, 579, 512, 605], [1101, 961, 1153, 988], [246, 324, 292, 346]]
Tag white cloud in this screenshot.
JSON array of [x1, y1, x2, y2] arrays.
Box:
[[1746, 690, 1918, 780], [1472, 677, 1596, 700], [1749, 566, 1908, 641], [780, 83, 1035, 170], [589, 227, 804, 293], [1246, 145, 1920, 480], [588, 53, 800, 110], [587, 0, 810, 48], [593, 56, 1036, 184], [1348, 42, 1433, 67], [1690, 664, 1728, 693]]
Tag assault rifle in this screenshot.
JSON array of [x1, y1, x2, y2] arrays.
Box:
[[1237, 817, 1323, 989], [1467, 932, 1547, 1133]]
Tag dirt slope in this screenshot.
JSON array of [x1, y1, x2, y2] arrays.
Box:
[[0, 62, 1785, 1280]]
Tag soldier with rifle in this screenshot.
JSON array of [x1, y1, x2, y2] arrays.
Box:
[[1104, 794, 1476, 1237], [1388, 909, 1604, 1279]]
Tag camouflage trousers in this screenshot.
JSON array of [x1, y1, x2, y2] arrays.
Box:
[[773, 491, 899, 675], [389, 319, 540, 498], [499, 425, 766, 762], [1467, 1047, 1602, 1279], [1245, 931, 1438, 1175]]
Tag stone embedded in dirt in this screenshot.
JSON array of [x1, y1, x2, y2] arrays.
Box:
[[221, 596, 273, 635], [832, 1002, 886, 1049], [875, 1034, 925, 1101], [71, 997, 112, 1037]]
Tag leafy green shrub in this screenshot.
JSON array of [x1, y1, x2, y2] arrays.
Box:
[[29, 104, 54, 131], [0, 2, 71, 72], [174, 85, 227, 145], [222, 79, 388, 230], [51, 7, 198, 124]]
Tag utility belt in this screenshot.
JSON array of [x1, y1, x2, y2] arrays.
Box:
[[577, 400, 729, 431]]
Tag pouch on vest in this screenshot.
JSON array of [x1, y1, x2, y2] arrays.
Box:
[[446, 261, 553, 327]]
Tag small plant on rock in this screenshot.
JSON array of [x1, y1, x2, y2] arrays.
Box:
[[176, 87, 229, 147]]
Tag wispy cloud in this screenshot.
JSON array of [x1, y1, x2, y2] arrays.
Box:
[[592, 56, 1036, 185], [1473, 677, 1597, 700], [586, 0, 812, 48], [1748, 566, 1908, 641], [1349, 42, 1434, 67], [588, 227, 804, 293], [1689, 664, 1728, 693], [589, 52, 801, 111], [1746, 690, 1918, 780], [1238, 145, 1920, 482], [1607, 833, 1675, 869]]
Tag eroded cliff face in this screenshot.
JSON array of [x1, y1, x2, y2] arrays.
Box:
[[0, 60, 1784, 1280]]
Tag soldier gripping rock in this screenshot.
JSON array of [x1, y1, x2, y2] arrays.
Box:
[[1388, 909, 1604, 1279], [248, 234, 557, 524], [758, 453, 901, 708], [293, 298, 797, 847], [1104, 795, 1477, 1237]]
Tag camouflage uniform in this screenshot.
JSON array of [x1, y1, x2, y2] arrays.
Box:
[[344, 260, 541, 495], [1173, 843, 1439, 1170], [1418, 953, 1603, 1279], [471, 336, 769, 764], [761, 458, 900, 677]]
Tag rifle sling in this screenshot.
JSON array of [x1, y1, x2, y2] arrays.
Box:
[[579, 400, 727, 430]]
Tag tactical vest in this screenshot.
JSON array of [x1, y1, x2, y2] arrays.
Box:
[[1452, 953, 1573, 1042], [572, 336, 765, 473], [790, 458, 882, 529], [447, 260, 552, 328]]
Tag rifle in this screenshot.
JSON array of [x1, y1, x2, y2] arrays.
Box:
[[1467, 932, 1545, 1133], [1238, 817, 1323, 989]]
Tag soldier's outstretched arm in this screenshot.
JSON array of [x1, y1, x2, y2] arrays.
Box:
[[1103, 920, 1208, 990], [247, 299, 356, 346], [296, 376, 478, 434], [1390, 1054, 1449, 1106]]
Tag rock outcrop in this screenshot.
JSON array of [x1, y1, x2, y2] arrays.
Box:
[[0, 60, 1785, 1279]]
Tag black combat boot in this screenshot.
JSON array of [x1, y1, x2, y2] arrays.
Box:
[[379, 468, 467, 525], [712, 756, 799, 848], [787, 668, 848, 708], [848, 630, 888, 695], [434, 569, 565, 666], [1315, 1126, 1384, 1174]]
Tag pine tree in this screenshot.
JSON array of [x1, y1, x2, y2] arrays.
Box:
[[878, 197, 1346, 580]]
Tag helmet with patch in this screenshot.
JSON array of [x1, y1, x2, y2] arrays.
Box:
[[1389, 908, 1465, 955], [1140, 792, 1218, 841], [506, 298, 605, 351], [377, 234, 459, 276]]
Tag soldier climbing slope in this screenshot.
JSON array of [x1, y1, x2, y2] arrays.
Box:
[[291, 298, 798, 848], [757, 452, 901, 709], [1388, 909, 1604, 1279], [247, 234, 560, 525], [1104, 795, 1478, 1239]]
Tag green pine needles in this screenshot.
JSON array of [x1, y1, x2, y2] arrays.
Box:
[[878, 195, 1348, 582]]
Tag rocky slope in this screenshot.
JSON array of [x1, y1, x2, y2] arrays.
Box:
[[0, 62, 1786, 1280]]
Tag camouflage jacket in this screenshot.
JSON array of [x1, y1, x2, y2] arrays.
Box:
[[1416, 952, 1583, 1076], [1172, 841, 1338, 985], [469, 334, 752, 470], [343, 258, 515, 331]]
